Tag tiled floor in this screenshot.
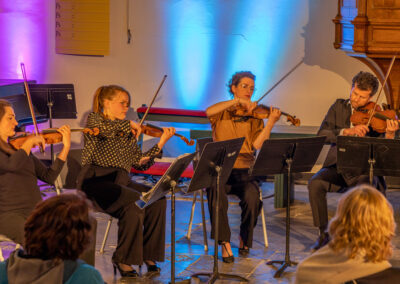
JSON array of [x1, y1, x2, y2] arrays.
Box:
[[2, 181, 400, 283]]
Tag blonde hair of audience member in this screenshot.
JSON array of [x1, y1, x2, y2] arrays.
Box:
[[328, 184, 395, 262]]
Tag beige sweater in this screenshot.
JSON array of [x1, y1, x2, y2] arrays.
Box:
[[295, 245, 391, 284]]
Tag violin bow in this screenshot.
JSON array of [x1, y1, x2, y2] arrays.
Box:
[[21, 63, 44, 152], [366, 55, 396, 127], [255, 59, 303, 104], [21, 63, 40, 135], [139, 75, 167, 126]]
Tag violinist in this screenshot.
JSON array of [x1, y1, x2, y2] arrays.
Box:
[[77, 85, 175, 278], [205, 71, 281, 263], [0, 99, 71, 245], [308, 71, 399, 251]]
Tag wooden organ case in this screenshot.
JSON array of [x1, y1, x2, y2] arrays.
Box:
[[333, 0, 400, 110]]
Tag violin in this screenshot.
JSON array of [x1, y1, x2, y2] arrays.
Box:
[[232, 104, 301, 126], [350, 102, 398, 133], [9, 128, 99, 150], [350, 56, 398, 134], [138, 75, 194, 146], [141, 124, 194, 146]]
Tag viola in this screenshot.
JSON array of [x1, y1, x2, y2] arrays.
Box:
[[9, 128, 99, 149], [141, 124, 194, 146], [350, 102, 398, 133], [232, 104, 301, 126]]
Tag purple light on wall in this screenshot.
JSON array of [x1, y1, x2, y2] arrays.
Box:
[[0, 0, 49, 81]]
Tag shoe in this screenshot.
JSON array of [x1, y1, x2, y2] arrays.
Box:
[[239, 246, 250, 256], [221, 242, 234, 263], [112, 262, 139, 278], [144, 261, 161, 278], [311, 232, 330, 252]]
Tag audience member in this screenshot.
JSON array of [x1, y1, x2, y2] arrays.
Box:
[[0, 193, 104, 284], [295, 184, 400, 283]]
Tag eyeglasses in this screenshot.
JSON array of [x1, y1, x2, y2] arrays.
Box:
[[239, 83, 256, 93]]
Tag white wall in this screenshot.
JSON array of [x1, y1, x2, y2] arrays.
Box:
[[0, 0, 376, 154]]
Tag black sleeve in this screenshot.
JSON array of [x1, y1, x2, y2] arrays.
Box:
[[131, 143, 162, 171], [317, 100, 343, 144], [32, 155, 65, 185], [0, 149, 30, 173]]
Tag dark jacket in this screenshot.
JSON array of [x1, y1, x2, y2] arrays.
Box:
[[0, 148, 64, 214], [318, 99, 381, 168], [0, 249, 103, 284], [347, 267, 400, 283]]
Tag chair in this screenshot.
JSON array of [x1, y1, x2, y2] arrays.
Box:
[[186, 137, 269, 248], [0, 235, 20, 262], [56, 149, 114, 255]]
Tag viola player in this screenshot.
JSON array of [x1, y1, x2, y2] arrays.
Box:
[[308, 71, 399, 251], [205, 71, 281, 262], [0, 99, 71, 245], [76, 85, 175, 278]]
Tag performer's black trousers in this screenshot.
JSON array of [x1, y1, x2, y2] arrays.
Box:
[[206, 169, 262, 248], [307, 165, 385, 230], [82, 173, 166, 266]]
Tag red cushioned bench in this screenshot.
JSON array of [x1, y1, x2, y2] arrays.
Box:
[[131, 161, 194, 178], [136, 106, 208, 124], [134, 107, 206, 178]]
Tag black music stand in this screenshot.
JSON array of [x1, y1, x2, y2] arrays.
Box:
[[28, 84, 77, 161], [337, 136, 400, 183], [249, 136, 326, 278], [184, 137, 247, 284], [135, 152, 196, 283]]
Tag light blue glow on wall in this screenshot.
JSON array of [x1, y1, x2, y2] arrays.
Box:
[[164, 0, 302, 109], [164, 1, 215, 109]]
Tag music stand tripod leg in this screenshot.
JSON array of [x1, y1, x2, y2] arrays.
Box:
[[266, 158, 297, 278], [169, 180, 190, 284]]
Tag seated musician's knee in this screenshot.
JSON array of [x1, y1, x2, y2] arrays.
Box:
[[242, 184, 261, 208], [307, 177, 325, 196]]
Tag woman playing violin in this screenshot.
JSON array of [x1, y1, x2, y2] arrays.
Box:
[[0, 99, 71, 245], [205, 71, 281, 262], [77, 85, 175, 278], [308, 71, 399, 252]]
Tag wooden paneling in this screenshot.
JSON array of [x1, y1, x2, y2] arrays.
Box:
[[333, 0, 400, 109], [55, 0, 109, 56]]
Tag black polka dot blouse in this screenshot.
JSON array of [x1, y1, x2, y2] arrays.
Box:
[[81, 112, 161, 172]]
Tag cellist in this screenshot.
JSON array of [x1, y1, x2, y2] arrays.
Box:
[[308, 71, 399, 251]]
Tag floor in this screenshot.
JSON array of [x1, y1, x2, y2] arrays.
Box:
[[1, 179, 400, 283]]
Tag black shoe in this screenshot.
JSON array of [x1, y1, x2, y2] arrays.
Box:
[[239, 247, 250, 257], [145, 261, 161, 278], [112, 262, 139, 278], [221, 243, 235, 263], [311, 233, 330, 252]]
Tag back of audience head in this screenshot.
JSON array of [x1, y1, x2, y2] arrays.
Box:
[[328, 184, 395, 262], [24, 193, 92, 261]]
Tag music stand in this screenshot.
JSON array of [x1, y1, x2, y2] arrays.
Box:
[[184, 137, 247, 284], [337, 136, 400, 183], [249, 136, 326, 278], [28, 84, 77, 161], [135, 152, 196, 284]]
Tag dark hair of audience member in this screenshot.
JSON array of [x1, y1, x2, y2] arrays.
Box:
[[24, 193, 93, 260]]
